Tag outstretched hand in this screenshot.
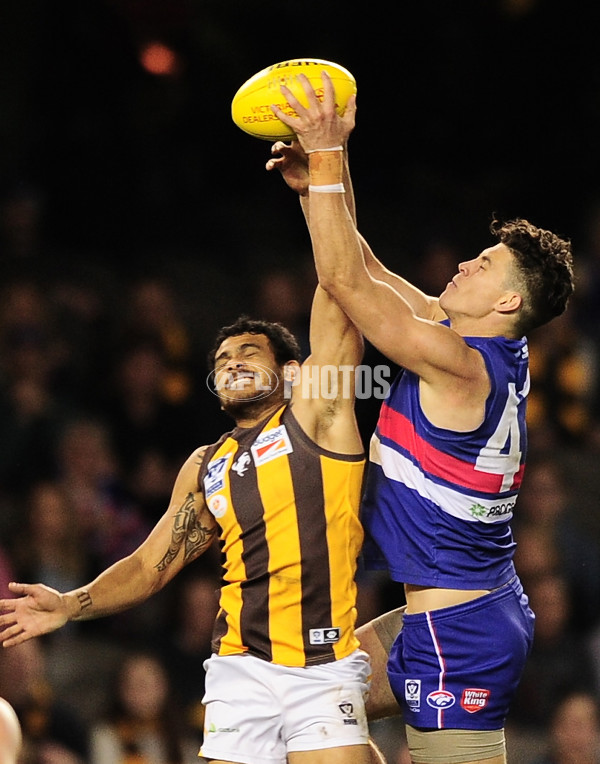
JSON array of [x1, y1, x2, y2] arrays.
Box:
[[272, 71, 356, 153], [0, 582, 69, 647], [265, 140, 309, 196]]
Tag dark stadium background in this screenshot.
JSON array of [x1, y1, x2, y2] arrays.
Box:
[[1, 0, 598, 270], [2, 4, 600, 759]]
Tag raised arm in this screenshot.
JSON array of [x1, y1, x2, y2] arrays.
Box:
[[265, 142, 363, 453], [0, 448, 217, 647], [266, 140, 443, 322], [272, 73, 481, 386], [289, 282, 364, 454]]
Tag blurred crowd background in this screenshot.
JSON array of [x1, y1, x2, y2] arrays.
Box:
[[2, 0, 600, 762]]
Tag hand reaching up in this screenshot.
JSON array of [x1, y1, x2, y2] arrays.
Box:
[[266, 140, 309, 196]]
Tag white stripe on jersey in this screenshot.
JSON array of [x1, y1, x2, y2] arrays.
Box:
[[370, 435, 515, 524]]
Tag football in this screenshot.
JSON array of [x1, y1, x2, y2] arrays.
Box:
[[231, 58, 357, 141]]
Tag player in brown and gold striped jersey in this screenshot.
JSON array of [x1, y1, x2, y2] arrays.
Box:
[[0, 284, 387, 763]]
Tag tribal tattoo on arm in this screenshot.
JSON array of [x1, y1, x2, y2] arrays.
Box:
[[156, 492, 217, 572]]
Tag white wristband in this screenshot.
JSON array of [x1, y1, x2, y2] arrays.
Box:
[[308, 183, 346, 193], [305, 146, 344, 154]]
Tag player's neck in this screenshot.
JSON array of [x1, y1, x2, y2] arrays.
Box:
[[228, 398, 285, 429], [449, 313, 516, 339]]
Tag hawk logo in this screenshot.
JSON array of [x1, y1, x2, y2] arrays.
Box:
[[232, 451, 251, 476], [251, 425, 293, 466]]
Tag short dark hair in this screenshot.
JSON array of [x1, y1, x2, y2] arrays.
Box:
[[207, 316, 302, 370], [491, 217, 574, 334]]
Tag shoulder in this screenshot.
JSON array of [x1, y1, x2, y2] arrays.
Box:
[[283, 404, 364, 458], [464, 333, 527, 354], [465, 335, 529, 384], [195, 431, 233, 472], [175, 444, 216, 493]]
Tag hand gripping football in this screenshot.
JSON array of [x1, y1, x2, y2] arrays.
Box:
[[231, 58, 357, 141]]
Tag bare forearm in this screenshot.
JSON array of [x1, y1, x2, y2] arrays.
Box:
[[306, 149, 381, 294], [64, 489, 216, 622], [306, 150, 421, 332], [0, 465, 217, 647], [361, 240, 441, 320], [308, 190, 424, 362], [341, 149, 356, 222], [64, 554, 162, 622], [308, 193, 365, 293], [305, 146, 440, 320], [304, 182, 436, 318]]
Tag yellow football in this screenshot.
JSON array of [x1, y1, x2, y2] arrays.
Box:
[[231, 58, 357, 141]]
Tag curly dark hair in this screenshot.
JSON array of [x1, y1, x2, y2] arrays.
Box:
[[491, 217, 574, 334], [207, 315, 302, 370]]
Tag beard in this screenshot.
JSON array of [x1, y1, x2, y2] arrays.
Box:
[[219, 387, 282, 421]]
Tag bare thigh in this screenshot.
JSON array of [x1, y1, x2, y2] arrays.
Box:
[[288, 743, 372, 764], [356, 611, 404, 721], [209, 746, 389, 764], [414, 757, 505, 764]]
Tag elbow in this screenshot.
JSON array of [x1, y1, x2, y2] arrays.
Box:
[[129, 552, 165, 599], [318, 270, 356, 300], [318, 270, 339, 296]]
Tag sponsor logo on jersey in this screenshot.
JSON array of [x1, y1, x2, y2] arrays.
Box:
[[251, 425, 293, 466], [461, 688, 491, 713], [469, 502, 487, 518], [204, 454, 232, 497], [426, 690, 456, 709], [487, 499, 516, 517], [309, 627, 340, 644], [405, 679, 421, 711], [469, 499, 516, 519], [208, 494, 228, 518]]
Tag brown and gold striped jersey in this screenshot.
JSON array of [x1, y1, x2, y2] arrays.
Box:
[[198, 404, 365, 667]]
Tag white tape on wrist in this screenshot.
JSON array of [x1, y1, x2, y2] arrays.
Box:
[[305, 146, 344, 154], [308, 183, 346, 193]]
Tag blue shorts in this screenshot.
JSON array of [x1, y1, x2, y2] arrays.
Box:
[[387, 577, 535, 730]]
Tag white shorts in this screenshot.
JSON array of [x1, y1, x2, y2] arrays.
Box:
[[199, 650, 371, 764]]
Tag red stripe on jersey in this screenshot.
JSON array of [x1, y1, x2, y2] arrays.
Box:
[[378, 403, 523, 494]]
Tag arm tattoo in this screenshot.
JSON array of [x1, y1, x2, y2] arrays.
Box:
[[156, 493, 216, 571], [77, 589, 92, 612]]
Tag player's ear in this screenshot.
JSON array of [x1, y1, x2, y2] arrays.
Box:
[[496, 291, 522, 314], [283, 361, 300, 383]]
